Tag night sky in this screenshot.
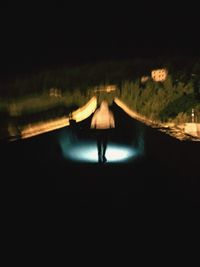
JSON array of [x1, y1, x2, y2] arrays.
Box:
[[0, 3, 199, 75]]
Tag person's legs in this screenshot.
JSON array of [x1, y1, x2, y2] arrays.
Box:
[[102, 131, 108, 163], [97, 132, 102, 163], [96, 130, 109, 163]]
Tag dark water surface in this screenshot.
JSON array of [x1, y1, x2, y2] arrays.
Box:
[[1, 104, 199, 207]]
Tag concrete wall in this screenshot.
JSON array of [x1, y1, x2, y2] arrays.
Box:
[[184, 123, 200, 138]]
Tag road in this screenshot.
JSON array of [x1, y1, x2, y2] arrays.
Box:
[[1, 102, 199, 207]]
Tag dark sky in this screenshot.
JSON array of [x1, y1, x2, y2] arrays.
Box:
[[0, 3, 199, 74]]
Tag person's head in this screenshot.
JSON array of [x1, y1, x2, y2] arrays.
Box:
[[100, 100, 109, 110]]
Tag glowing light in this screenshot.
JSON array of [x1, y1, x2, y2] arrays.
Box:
[[114, 97, 155, 126], [94, 85, 117, 93], [21, 117, 70, 139], [71, 96, 97, 122], [59, 140, 138, 163], [20, 97, 97, 139]]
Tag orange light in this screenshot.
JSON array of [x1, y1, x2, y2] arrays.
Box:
[[20, 97, 97, 139]]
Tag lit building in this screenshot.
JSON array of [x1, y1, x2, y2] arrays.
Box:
[[151, 68, 168, 82]]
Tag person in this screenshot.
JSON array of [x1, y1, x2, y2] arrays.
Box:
[[69, 112, 78, 141], [90, 100, 115, 163]]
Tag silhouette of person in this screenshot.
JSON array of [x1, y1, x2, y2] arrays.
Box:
[[69, 113, 78, 141], [91, 100, 115, 163]]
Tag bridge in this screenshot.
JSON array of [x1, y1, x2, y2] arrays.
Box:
[[7, 97, 200, 141]]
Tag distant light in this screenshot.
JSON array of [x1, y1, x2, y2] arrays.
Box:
[[59, 140, 138, 163]]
